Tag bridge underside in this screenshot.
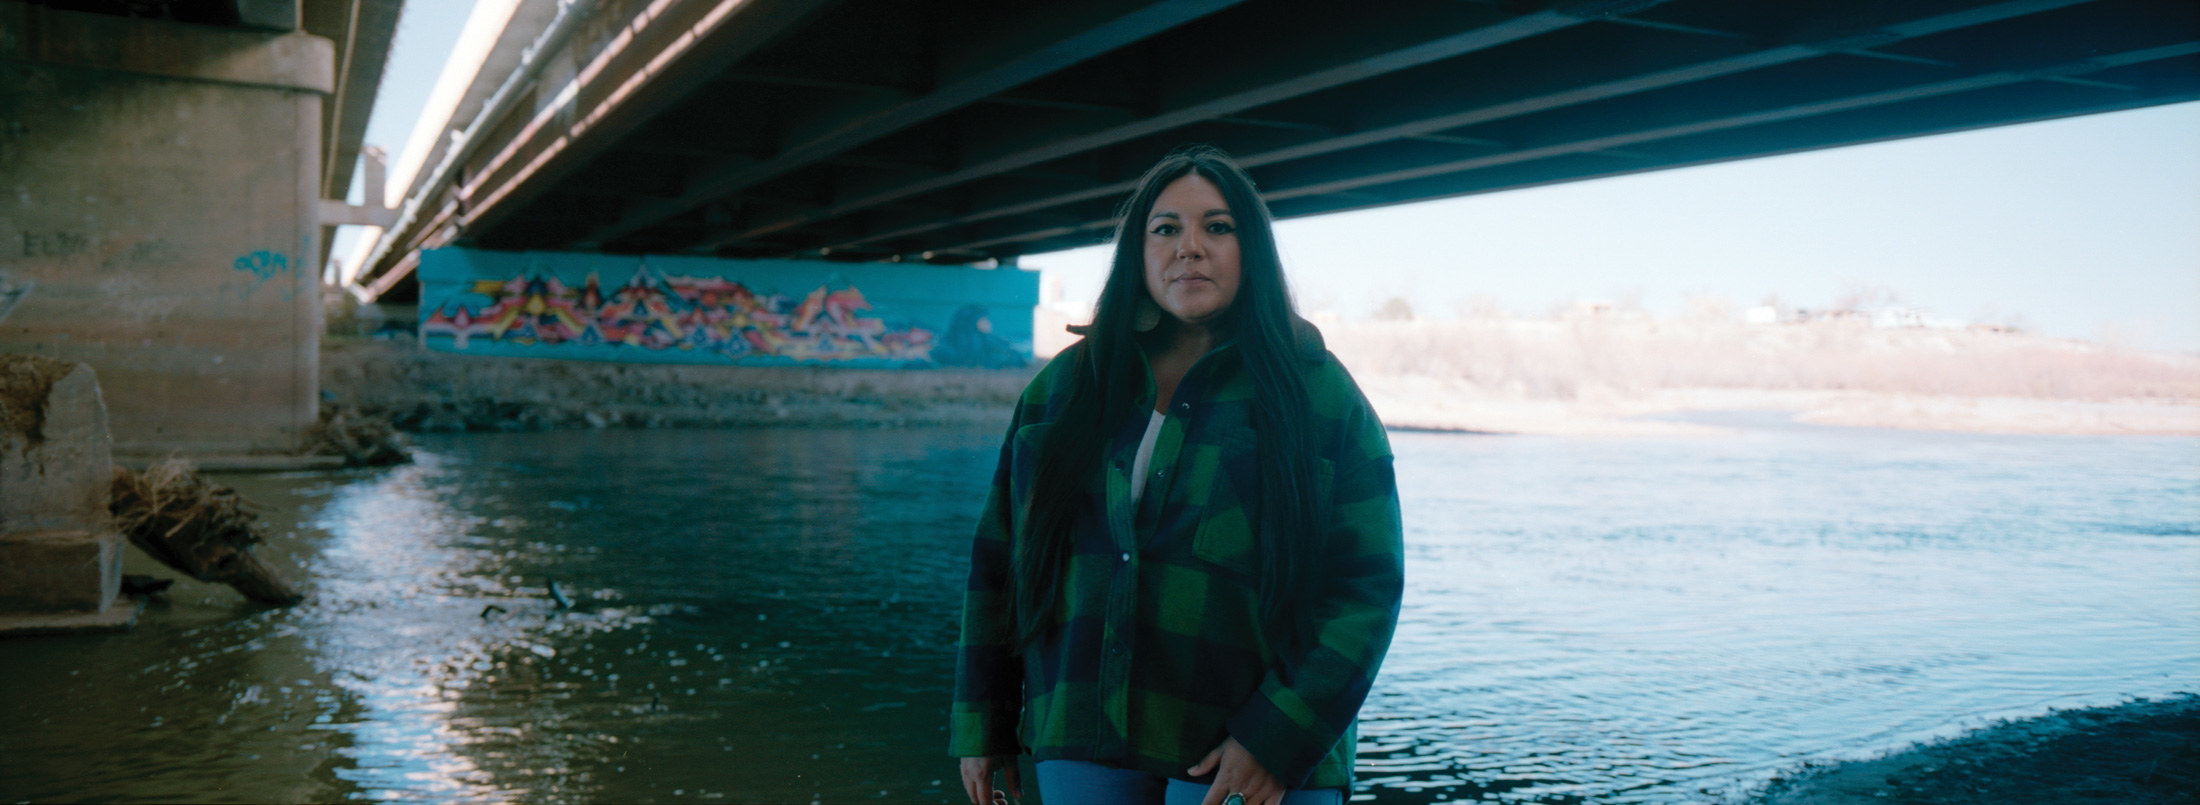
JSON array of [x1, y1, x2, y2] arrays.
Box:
[[362, 0, 2200, 302]]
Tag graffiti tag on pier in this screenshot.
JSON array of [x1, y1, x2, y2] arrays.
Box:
[[232, 250, 291, 297]]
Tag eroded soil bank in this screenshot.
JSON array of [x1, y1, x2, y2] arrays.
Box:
[[321, 337, 1033, 432], [330, 322, 2200, 437], [1749, 695, 2198, 804]]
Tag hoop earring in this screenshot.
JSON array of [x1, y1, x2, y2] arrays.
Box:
[[1132, 296, 1162, 332]]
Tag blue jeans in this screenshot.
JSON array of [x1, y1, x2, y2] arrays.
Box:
[[1034, 760, 1345, 805]]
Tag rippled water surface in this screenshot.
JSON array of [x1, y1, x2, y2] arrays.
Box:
[[2, 422, 2194, 803]]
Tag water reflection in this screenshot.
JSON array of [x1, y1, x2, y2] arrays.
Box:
[[1, 424, 2192, 804], [1, 427, 1000, 803], [289, 428, 999, 803], [306, 452, 556, 800], [1367, 428, 2199, 803]]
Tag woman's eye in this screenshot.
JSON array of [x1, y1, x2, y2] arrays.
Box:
[[1207, 222, 1235, 235], [1150, 223, 1179, 236]]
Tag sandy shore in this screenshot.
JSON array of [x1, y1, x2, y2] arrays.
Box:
[[1746, 695, 2199, 804]]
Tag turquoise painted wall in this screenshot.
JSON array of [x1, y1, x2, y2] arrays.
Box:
[[417, 248, 1038, 368]]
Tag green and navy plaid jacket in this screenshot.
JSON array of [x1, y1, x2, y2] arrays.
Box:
[[950, 332, 1403, 790]]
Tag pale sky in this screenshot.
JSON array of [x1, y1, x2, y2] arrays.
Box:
[[1027, 101, 2200, 353], [341, 1, 2200, 353]]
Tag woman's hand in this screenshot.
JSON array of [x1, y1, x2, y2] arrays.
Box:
[[959, 755, 1021, 805], [1187, 736, 1284, 805]]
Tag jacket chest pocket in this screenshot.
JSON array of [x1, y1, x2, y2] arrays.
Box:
[[1192, 436, 1333, 577], [1007, 422, 1051, 537]]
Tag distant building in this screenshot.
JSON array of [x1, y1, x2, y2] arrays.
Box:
[[1866, 306, 1973, 330], [1871, 306, 1928, 329]]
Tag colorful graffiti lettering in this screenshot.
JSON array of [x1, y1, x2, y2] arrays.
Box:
[[421, 262, 936, 362]]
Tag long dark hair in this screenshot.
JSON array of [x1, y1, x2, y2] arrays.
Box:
[[1012, 145, 1327, 647]]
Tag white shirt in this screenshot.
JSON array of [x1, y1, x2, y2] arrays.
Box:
[[1129, 410, 1166, 506]]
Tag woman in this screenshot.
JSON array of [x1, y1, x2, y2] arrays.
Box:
[[951, 146, 1403, 805]]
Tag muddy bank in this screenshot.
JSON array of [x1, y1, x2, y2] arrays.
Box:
[[1749, 695, 2199, 804], [321, 337, 1034, 432]]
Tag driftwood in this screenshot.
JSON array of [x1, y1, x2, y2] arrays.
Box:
[[109, 461, 304, 605], [309, 403, 411, 467]]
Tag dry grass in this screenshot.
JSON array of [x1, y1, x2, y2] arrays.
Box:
[[0, 353, 75, 440], [1321, 317, 2200, 402], [308, 403, 412, 466], [110, 460, 268, 574], [111, 460, 302, 604]]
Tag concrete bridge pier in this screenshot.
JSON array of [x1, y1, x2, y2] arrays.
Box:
[[0, 6, 334, 458]]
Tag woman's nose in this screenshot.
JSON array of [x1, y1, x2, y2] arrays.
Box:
[[1177, 231, 1204, 260]]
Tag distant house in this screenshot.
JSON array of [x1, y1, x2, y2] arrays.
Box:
[[1868, 306, 1972, 330], [1870, 306, 1928, 329]]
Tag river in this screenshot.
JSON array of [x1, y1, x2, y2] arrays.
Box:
[[2, 419, 2194, 803]]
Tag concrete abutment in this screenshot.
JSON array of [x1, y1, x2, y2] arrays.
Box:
[[0, 353, 136, 635], [1, 5, 332, 457]]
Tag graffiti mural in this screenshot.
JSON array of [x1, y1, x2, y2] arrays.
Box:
[[416, 248, 1038, 368]]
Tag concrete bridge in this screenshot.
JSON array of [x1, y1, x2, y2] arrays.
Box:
[[3, 0, 404, 457], [350, 0, 2200, 304], [2, 0, 2197, 458]]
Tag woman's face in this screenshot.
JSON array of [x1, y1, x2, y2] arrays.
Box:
[[1142, 173, 1242, 329]]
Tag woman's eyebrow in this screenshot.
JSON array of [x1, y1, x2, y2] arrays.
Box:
[[1148, 209, 1232, 221]]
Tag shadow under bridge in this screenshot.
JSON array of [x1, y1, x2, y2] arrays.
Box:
[[354, 0, 2200, 302]]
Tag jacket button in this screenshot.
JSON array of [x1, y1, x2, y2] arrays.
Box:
[[1119, 552, 1131, 562]]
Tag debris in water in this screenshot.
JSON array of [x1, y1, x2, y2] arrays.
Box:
[[109, 460, 305, 605], [121, 574, 174, 595], [547, 579, 572, 608], [480, 604, 508, 619], [307, 403, 411, 467]]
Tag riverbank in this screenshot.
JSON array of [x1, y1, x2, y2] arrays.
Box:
[[1324, 317, 2200, 436], [1748, 694, 2199, 804], [1351, 380, 2200, 436], [321, 337, 1032, 431], [325, 315, 2200, 437]]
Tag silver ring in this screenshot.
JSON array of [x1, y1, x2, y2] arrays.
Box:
[[1223, 794, 1246, 805]]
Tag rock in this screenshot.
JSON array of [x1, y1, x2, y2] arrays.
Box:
[[417, 408, 467, 432]]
